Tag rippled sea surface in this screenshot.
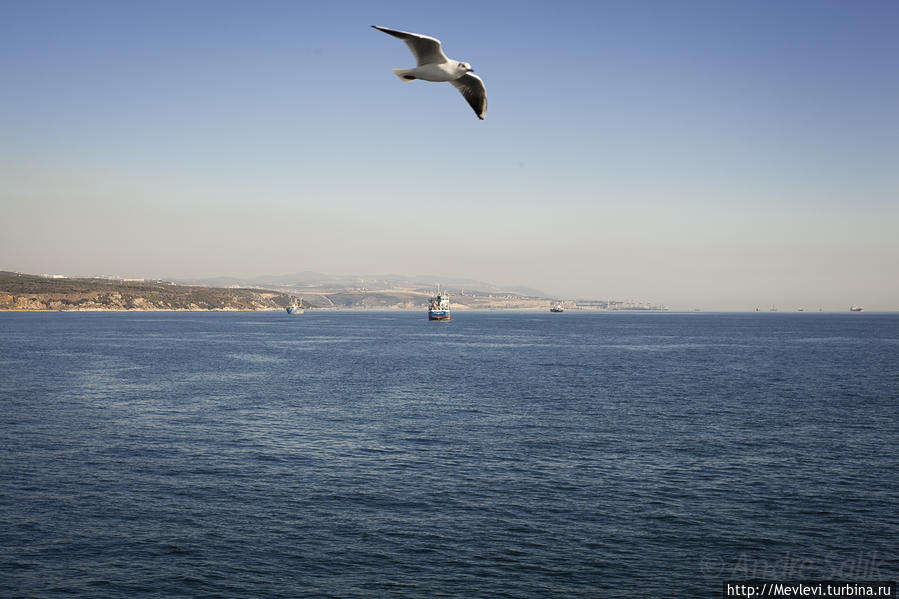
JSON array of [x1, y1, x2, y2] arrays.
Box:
[[2, 311, 897, 598]]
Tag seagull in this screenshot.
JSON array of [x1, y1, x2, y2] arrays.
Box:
[[372, 25, 487, 120]]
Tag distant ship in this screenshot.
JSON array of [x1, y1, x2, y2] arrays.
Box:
[[550, 302, 564, 313], [286, 297, 304, 315], [850, 305, 864, 312], [428, 285, 450, 321]]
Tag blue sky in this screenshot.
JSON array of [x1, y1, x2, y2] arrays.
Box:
[[2, 0, 897, 309]]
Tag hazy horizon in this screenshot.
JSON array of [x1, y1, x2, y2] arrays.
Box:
[[3, 1, 897, 311]]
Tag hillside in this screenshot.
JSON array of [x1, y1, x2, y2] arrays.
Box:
[[1, 271, 666, 312], [0, 272, 295, 312], [0, 272, 559, 311]]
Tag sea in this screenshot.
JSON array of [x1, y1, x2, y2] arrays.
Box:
[[1, 311, 897, 598]]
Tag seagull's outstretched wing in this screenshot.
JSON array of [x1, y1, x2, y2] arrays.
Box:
[[450, 73, 487, 120], [372, 25, 448, 66]]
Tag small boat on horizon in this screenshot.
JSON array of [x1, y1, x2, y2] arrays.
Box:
[[550, 302, 564, 313], [850, 305, 864, 312]]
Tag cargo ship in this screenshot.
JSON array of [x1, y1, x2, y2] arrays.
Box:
[[286, 297, 304, 315], [428, 286, 450, 321]]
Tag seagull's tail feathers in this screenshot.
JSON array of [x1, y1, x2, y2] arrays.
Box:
[[392, 68, 417, 82]]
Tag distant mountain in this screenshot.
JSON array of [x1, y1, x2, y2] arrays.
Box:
[[2, 270, 666, 312], [0, 271, 548, 312], [177, 272, 549, 298]]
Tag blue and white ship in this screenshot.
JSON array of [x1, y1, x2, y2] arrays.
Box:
[[286, 297, 304, 315], [428, 286, 450, 321]]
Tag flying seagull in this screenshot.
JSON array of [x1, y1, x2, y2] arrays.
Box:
[[372, 25, 487, 120]]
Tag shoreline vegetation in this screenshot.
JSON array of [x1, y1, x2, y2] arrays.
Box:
[[0, 271, 665, 312]]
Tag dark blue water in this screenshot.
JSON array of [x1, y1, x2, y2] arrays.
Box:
[[2, 311, 897, 598]]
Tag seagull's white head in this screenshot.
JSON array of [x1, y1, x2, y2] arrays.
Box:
[[457, 61, 473, 74]]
